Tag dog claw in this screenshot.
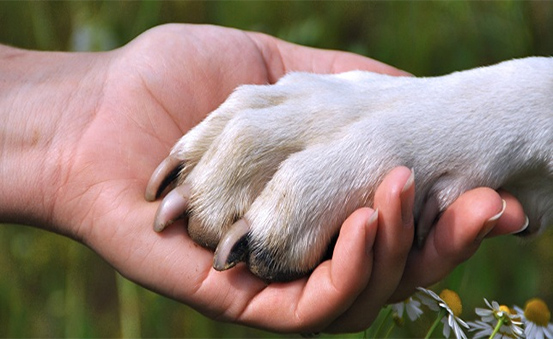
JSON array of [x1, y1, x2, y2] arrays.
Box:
[[145, 156, 182, 202], [153, 184, 191, 232], [213, 219, 250, 271]]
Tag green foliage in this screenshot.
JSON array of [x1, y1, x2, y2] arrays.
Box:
[[1, 1, 552, 337]]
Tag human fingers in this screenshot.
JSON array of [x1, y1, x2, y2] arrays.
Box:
[[486, 189, 527, 237], [234, 207, 378, 333], [391, 187, 525, 300], [325, 167, 415, 333]]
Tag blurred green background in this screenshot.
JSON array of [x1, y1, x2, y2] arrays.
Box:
[[1, 1, 553, 338]]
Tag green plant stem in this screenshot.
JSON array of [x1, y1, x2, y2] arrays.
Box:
[[372, 307, 393, 338], [425, 309, 446, 339], [116, 273, 141, 338], [489, 317, 506, 339], [383, 322, 395, 338]]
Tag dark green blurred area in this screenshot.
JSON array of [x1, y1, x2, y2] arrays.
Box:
[[1, 1, 552, 338]]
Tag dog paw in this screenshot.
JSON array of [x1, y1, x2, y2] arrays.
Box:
[[146, 57, 553, 281]]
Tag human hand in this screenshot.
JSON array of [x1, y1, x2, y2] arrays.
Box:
[[0, 24, 527, 334]]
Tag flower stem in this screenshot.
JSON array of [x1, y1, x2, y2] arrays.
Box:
[[425, 309, 445, 339], [373, 307, 392, 338], [383, 322, 395, 338], [489, 317, 505, 339]]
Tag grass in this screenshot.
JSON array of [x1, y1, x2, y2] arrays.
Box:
[[1, 1, 552, 337]]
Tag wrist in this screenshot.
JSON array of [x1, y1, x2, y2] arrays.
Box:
[[0, 45, 108, 233]]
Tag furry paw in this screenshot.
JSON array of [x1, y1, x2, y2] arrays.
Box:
[[146, 57, 553, 281]]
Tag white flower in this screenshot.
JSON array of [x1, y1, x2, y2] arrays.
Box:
[[416, 287, 469, 339], [468, 298, 523, 338], [515, 298, 553, 339], [391, 296, 424, 322], [468, 320, 496, 339]]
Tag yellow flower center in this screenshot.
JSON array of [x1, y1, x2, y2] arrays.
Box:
[[497, 305, 518, 324], [524, 298, 551, 327], [499, 305, 511, 314], [439, 289, 462, 317]]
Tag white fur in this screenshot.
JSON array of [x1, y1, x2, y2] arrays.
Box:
[[169, 57, 553, 280]]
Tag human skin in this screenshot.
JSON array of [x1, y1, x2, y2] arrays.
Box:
[[0, 24, 527, 333]]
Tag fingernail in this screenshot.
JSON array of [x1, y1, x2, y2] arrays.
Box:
[[400, 169, 415, 227], [510, 215, 530, 235], [366, 209, 379, 256], [476, 199, 506, 241]]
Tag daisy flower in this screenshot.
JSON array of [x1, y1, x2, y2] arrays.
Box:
[[416, 287, 469, 339], [469, 320, 501, 339], [391, 296, 424, 324], [468, 298, 523, 338], [516, 298, 553, 339]]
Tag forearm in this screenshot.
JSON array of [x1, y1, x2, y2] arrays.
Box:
[[0, 44, 106, 232], [0, 45, 51, 227]]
